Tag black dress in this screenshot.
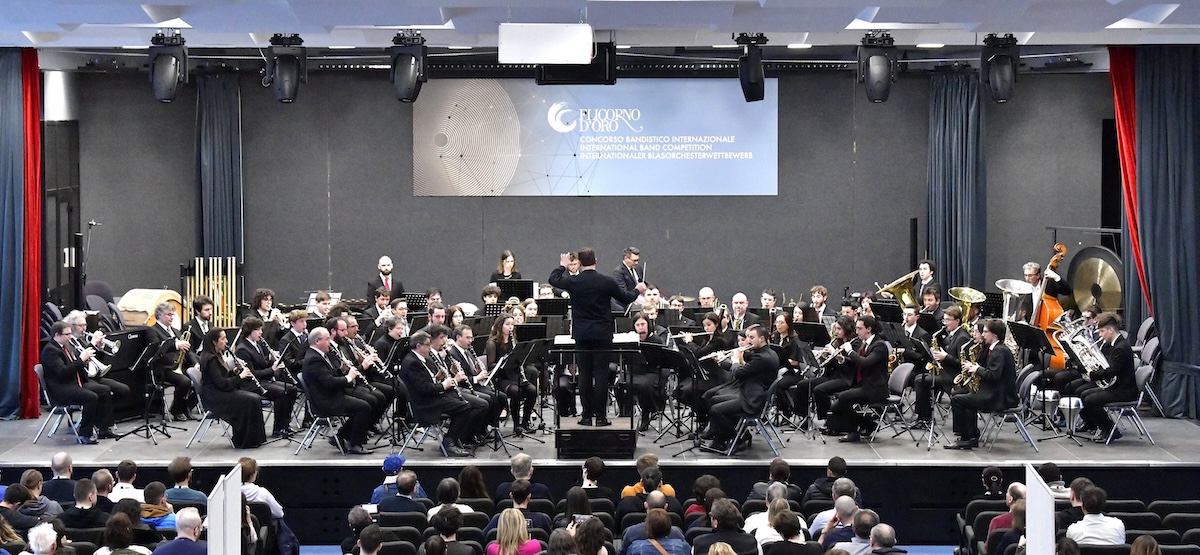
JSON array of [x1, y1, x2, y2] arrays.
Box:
[[200, 353, 267, 448]]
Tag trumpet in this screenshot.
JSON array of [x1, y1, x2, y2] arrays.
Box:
[[698, 344, 751, 361], [173, 330, 192, 374]]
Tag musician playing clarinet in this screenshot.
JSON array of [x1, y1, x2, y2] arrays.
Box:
[[447, 325, 506, 433], [401, 329, 482, 457], [1073, 312, 1137, 443], [234, 317, 301, 438], [327, 316, 389, 434], [549, 248, 643, 427]]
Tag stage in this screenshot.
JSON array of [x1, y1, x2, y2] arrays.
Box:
[[3, 406, 1199, 546]]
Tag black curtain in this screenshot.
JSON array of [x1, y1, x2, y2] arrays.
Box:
[[1135, 46, 1200, 417], [195, 72, 243, 259], [926, 73, 987, 290]]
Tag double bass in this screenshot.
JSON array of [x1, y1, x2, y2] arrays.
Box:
[[1031, 243, 1068, 370]]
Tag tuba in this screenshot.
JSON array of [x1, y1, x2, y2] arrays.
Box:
[[876, 269, 920, 308], [1053, 314, 1115, 388], [949, 287, 987, 323]]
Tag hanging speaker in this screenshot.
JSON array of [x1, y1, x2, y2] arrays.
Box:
[[981, 34, 1019, 103], [738, 45, 765, 102], [148, 43, 187, 103], [390, 45, 427, 102]]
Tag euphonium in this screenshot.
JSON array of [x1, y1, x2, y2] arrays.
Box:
[[953, 340, 982, 393]]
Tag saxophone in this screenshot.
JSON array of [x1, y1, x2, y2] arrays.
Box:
[[926, 327, 944, 375], [953, 340, 982, 393]]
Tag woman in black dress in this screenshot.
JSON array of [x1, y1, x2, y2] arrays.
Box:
[[677, 312, 729, 428], [200, 328, 267, 448], [487, 316, 537, 433], [489, 250, 522, 282], [771, 312, 806, 415]]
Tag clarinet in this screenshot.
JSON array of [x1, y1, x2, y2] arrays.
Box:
[[259, 338, 294, 384], [228, 349, 269, 396], [429, 353, 465, 400], [333, 343, 378, 392], [353, 337, 393, 380], [467, 345, 489, 389]]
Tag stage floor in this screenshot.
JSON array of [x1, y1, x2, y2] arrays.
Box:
[[2, 405, 1197, 470]]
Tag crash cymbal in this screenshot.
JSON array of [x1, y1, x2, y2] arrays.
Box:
[[1068, 246, 1124, 313]]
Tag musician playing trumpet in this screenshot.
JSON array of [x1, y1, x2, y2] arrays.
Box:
[[64, 310, 132, 405], [1072, 313, 1137, 443], [913, 306, 971, 426], [234, 317, 301, 438], [42, 321, 115, 444], [945, 320, 1019, 450]]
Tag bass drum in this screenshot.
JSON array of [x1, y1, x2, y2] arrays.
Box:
[[1066, 246, 1124, 314], [116, 289, 183, 329]]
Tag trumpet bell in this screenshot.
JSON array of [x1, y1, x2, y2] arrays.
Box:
[[876, 269, 920, 308], [949, 286, 987, 321]]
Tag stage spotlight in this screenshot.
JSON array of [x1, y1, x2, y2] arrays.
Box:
[[857, 32, 896, 103], [148, 32, 187, 103], [734, 32, 768, 102], [265, 34, 306, 103], [982, 33, 1019, 103], [389, 30, 427, 103]]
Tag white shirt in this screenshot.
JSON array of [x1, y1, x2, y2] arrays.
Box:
[[109, 482, 145, 503], [427, 503, 474, 519], [831, 538, 872, 555], [242, 482, 285, 519], [1066, 513, 1125, 545]]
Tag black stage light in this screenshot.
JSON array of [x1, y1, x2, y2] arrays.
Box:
[[390, 30, 427, 103], [857, 32, 896, 103], [265, 34, 306, 103], [734, 33, 768, 102], [982, 33, 1019, 103], [148, 32, 187, 103]]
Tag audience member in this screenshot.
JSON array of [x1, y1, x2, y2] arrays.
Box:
[[496, 454, 553, 502], [356, 524, 385, 555], [868, 524, 904, 555], [21, 522, 56, 555], [424, 507, 475, 555], [108, 461, 144, 504], [112, 499, 163, 546], [484, 480, 552, 537], [1131, 534, 1162, 555], [707, 543, 736, 555], [1038, 463, 1071, 501], [91, 469, 116, 513], [41, 454, 77, 506], [1056, 538, 1081, 555], [150, 508, 205, 555], [690, 488, 727, 531], [164, 458, 207, 506], [990, 500, 1025, 555], [745, 484, 796, 535], [581, 458, 615, 501], [486, 509, 541, 555], [764, 510, 821, 555], [239, 458, 284, 520], [626, 508, 688, 555], [1054, 478, 1094, 532], [986, 482, 1026, 551], [557, 487, 592, 529], [0, 511, 23, 547], [459, 466, 490, 500], [831, 509, 878, 555], [573, 516, 609, 555], [1065, 487, 1124, 546], [379, 471, 426, 513], [371, 454, 429, 503], [751, 499, 790, 546], [808, 478, 857, 538], [621, 455, 677, 499], [341, 506, 373, 555], [687, 476, 721, 517], [56, 479, 110, 529], [139, 483, 175, 529], [95, 513, 151, 555], [1, 485, 47, 536], [747, 459, 803, 503], [691, 499, 760, 555], [960, 467, 1005, 524], [819, 497, 858, 549], [18, 470, 63, 518], [428, 478, 474, 519], [802, 457, 860, 506], [619, 492, 684, 555], [616, 468, 681, 526], [547, 529, 579, 555]]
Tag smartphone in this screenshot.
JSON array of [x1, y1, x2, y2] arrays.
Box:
[[573, 514, 595, 525]]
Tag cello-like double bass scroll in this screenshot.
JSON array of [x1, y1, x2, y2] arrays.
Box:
[[1032, 243, 1068, 370]]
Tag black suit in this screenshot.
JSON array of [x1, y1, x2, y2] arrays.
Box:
[[626, 333, 668, 421], [951, 342, 1018, 440], [1077, 334, 1138, 434], [728, 311, 761, 332], [277, 329, 308, 378], [367, 274, 405, 302], [827, 338, 890, 434], [400, 351, 485, 445], [447, 344, 506, 428], [377, 494, 425, 514], [708, 345, 779, 443], [549, 265, 639, 420], [332, 341, 390, 426], [302, 347, 372, 446], [914, 326, 971, 421], [373, 334, 412, 413], [611, 263, 641, 311], [234, 339, 299, 434], [145, 323, 197, 414], [184, 318, 210, 354], [41, 341, 113, 435]]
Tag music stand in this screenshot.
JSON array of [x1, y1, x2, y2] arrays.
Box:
[[305, 291, 342, 313], [500, 339, 549, 444], [482, 303, 505, 317], [795, 322, 830, 348], [637, 342, 689, 438], [403, 292, 428, 314], [115, 342, 181, 445], [515, 323, 548, 343], [981, 292, 1004, 319], [749, 308, 771, 321], [497, 280, 535, 302], [537, 298, 569, 317], [666, 345, 710, 456], [872, 300, 903, 323], [410, 316, 429, 332], [305, 318, 324, 331], [917, 313, 940, 335], [613, 318, 635, 334]]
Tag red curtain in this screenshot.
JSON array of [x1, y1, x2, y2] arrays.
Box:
[[1108, 46, 1153, 317], [20, 48, 42, 418]]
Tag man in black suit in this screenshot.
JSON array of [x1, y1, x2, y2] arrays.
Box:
[[302, 327, 371, 454], [62, 310, 131, 407], [706, 325, 778, 451], [946, 319, 1019, 449], [328, 316, 390, 430], [727, 292, 761, 332], [912, 259, 941, 298], [183, 296, 214, 355], [41, 321, 114, 444], [146, 302, 198, 420], [914, 306, 971, 424], [361, 287, 392, 343], [276, 310, 310, 380], [367, 255, 405, 301], [1075, 312, 1139, 443], [447, 325, 505, 431], [611, 246, 642, 311], [377, 470, 426, 513], [691, 498, 759, 555], [550, 248, 643, 426], [823, 315, 890, 443], [898, 303, 932, 361], [399, 329, 481, 457]]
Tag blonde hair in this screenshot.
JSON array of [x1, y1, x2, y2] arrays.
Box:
[[766, 498, 789, 526], [497, 508, 530, 555], [708, 542, 736, 555]]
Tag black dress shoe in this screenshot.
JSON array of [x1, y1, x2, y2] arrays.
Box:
[[708, 439, 731, 452], [272, 429, 292, 439], [699, 428, 717, 440], [819, 427, 845, 437], [345, 444, 370, 455], [577, 417, 593, 426], [96, 429, 119, 440], [839, 432, 861, 443], [173, 412, 193, 422], [77, 436, 99, 445], [328, 436, 345, 451], [444, 444, 472, 458], [944, 439, 978, 450], [595, 418, 613, 427], [638, 418, 651, 432]]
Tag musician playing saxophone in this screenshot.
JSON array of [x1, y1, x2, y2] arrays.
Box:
[[234, 317, 301, 438], [946, 319, 1019, 450], [1073, 312, 1138, 443], [913, 306, 970, 425]]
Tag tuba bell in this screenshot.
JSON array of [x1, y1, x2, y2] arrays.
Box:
[[995, 279, 1034, 321], [949, 287, 987, 322], [876, 269, 920, 308]]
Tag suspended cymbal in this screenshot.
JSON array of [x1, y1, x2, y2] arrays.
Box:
[[1067, 246, 1124, 313]]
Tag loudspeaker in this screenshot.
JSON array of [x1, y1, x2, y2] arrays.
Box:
[[739, 45, 765, 102]]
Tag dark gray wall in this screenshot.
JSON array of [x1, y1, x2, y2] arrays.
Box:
[[74, 70, 1112, 309]]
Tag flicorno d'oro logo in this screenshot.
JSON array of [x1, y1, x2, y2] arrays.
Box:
[[548, 102, 576, 133], [547, 102, 643, 133]]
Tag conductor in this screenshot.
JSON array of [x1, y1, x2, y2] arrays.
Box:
[[549, 248, 644, 426]]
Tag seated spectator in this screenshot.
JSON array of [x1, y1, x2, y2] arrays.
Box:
[[1057, 538, 1081, 555], [496, 454, 552, 503], [687, 475, 721, 517], [1054, 478, 1094, 532], [486, 509, 541, 555], [241, 493, 259, 555], [426, 536, 447, 555], [0, 512, 23, 548], [572, 516, 609, 555], [356, 524, 385, 555], [556, 487, 592, 529], [745, 484, 798, 535], [56, 479, 110, 529], [690, 488, 727, 531], [484, 480, 552, 537], [831, 509, 878, 555], [92, 469, 116, 514], [95, 513, 152, 555], [151, 508, 206, 555], [239, 458, 284, 520], [752, 499, 792, 546], [1131, 534, 1161, 555], [18, 471, 63, 518], [547, 529, 579, 555], [109, 461, 144, 504], [341, 506, 373, 555], [621, 455, 676, 499], [1038, 463, 1071, 501], [423, 507, 475, 555], [112, 499, 163, 546], [428, 479, 475, 519], [164, 458, 207, 506], [1065, 486, 1124, 546], [986, 482, 1026, 552], [379, 471, 426, 514], [763, 510, 821, 555], [19, 522, 56, 555], [747, 459, 803, 503], [807, 478, 857, 539], [802, 457, 860, 506], [991, 500, 1025, 555], [1, 485, 48, 537], [691, 499, 760, 555], [139, 483, 175, 529], [372, 454, 429, 504], [959, 467, 1005, 524], [581, 458, 615, 501], [615, 468, 680, 526], [708, 543, 736, 555], [459, 466, 490, 500], [867, 524, 904, 555], [42, 454, 77, 506], [619, 492, 684, 555], [818, 497, 858, 549]]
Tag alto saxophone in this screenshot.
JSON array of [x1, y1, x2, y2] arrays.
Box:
[[926, 328, 944, 375], [953, 340, 982, 393]]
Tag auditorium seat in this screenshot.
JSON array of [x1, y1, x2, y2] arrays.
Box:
[[1150, 501, 1200, 519]]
